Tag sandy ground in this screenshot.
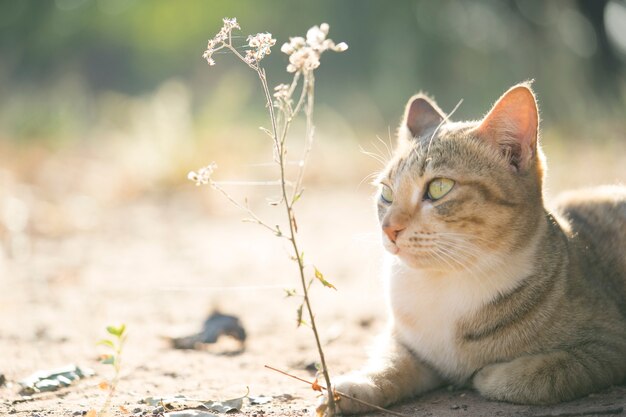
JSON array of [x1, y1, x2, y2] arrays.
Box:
[[1, 138, 626, 416]]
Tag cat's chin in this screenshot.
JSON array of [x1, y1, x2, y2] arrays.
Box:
[[384, 244, 400, 255]]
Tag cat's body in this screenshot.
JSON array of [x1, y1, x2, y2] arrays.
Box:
[[333, 84, 626, 413]]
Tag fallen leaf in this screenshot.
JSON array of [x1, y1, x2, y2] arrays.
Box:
[[19, 365, 95, 395], [170, 311, 246, 350], [85, 410, 97, 417], [312, 378, 322, 392], [144, 394, 244, 413], [248, 395, 272, 405], [119, 405, 130, 413], [165, 411, 218, 417], [98, 381, 110, 390]]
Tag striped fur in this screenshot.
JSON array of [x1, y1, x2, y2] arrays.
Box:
[[333, 84, 626, 413]]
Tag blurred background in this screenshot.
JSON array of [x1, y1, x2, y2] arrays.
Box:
[[1, 0, 626, 408], [2, 0, 626, 183], [2, 0, 626, 306]]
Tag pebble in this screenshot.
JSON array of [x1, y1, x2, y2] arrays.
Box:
[[152, 406, 164, 415], [133, 408, 142, 413]]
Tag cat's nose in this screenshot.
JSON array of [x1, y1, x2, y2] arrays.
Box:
[[383, 224, 406, 243]]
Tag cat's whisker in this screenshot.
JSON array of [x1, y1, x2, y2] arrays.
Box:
[[425, 98, 463, 159], [427, 246, 457, 271], [375, 133, 394, 161], [370, 140, 390, 164], [359, 145, 387, 167], [431, 246, 472, 273], [357, 170, 382, 189], [436, 239, 483, 259]]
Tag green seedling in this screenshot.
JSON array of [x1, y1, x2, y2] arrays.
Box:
[[89, 324, 127, 417]]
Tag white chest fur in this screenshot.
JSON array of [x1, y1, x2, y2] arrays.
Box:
[[385, 253, 530, 380]]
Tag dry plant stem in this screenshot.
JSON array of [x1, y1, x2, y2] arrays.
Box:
[[291, 74, 315, 203], [213, 31, 336, 415], [254, 69, 337, 416], [264, 365, 412, 417], [209, 181, 283, 237]]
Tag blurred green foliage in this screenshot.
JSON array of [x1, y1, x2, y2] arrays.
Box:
[[0, 0, 625, 143]]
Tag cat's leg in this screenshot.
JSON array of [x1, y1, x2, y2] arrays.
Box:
[[331, 334, 444, 414], [473, 346, 625, 405]]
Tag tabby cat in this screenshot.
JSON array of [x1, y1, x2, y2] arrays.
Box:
[[332, 83, 626, 413]]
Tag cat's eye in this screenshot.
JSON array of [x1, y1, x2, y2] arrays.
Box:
[[380, 184, 394, 204], [427, 178, 455, 200]]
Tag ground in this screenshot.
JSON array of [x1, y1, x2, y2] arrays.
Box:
[[1, 141, 625, 417]]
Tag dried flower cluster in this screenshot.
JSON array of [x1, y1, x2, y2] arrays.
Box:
[[187, 162, 217, 186], [281, 23, 348, 73], [202, 17, 240, 66], [245, 33, 277, 65], [273, 83, 291, 105]]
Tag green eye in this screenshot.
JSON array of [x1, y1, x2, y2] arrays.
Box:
[[427, 178, 455, 200], [380, 184, 393, 204]]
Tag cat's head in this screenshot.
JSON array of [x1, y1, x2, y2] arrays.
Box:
[[377, 83, 546, 271]]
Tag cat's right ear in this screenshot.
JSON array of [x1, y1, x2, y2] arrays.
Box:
[[402, 94, 446, 139]]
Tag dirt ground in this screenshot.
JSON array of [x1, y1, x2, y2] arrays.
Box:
[[1, 143, 626, 417]]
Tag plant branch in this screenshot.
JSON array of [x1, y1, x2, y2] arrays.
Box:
[[254, 68, 336, 415], [209, 180, 283, 237]]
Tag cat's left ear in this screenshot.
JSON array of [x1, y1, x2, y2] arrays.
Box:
[[475, 83, 539, 172]]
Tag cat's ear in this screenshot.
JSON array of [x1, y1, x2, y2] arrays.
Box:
[[403, 94, 446, 139], [475, 83, 539, 172]]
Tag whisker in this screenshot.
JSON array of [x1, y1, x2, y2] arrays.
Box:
[[357, 171, 382, 190], [359, 146, 387, 167], [426, 98, 464, 159]]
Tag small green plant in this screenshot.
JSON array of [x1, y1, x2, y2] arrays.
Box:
[[189, 18, 347, 416], [91, 324, 127, 417]]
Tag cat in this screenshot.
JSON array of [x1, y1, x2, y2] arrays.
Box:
[[331, 83, 626, 414]]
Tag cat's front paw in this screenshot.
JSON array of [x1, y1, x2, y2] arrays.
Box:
[[474, 357, 571, 405], [327, 373, 385, 415]]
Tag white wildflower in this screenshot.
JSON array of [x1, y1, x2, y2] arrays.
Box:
[[188, 163, 217, 186], [287, 46, 320, 73], [280, 23, 347, 73], [244, 32, 276, 65], [202, 17, 241, 66], [306, 25, 326, 49], [273, 83, 292, 105]]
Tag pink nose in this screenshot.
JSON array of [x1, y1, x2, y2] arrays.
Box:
[[383, 225, 405, 243]]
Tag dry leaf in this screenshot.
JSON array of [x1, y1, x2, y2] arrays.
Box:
[[314, 267, 336, 290], [312, 378, 322, 392], [98, 381, 110, 390], [85, 410, 97, 417], [119, 405, 130, 413]]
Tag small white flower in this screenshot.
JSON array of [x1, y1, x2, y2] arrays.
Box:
[[188, 163, 217, 186], [281, 43, 295, 55], [273, 83, 291, 102], [334, 42, 348, 52], [244, 32, 276, 64], [202, 17, 242, 66], [279, 23, 347, 73], [306, 25, 326, 49], [222, 17, 240, 31]]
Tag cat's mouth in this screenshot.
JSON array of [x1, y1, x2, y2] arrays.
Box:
[[382, 235, 400, 255]]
